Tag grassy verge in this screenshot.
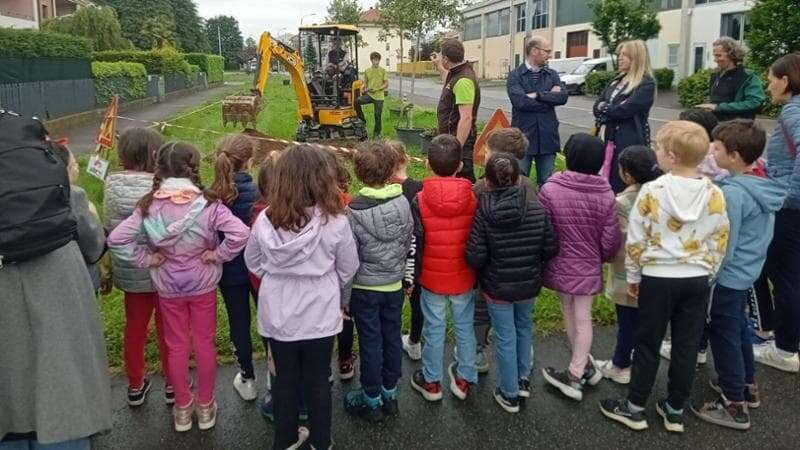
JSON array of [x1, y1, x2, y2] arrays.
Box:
[[79, 72, 616, 372]]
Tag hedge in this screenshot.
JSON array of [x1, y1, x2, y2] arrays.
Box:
[[585, 70, 617, 96], [654, 68, 675, 91], [0, 27, 92, 58], [188, 64, 200, 74], [92, 61, 147, 104], [185, 53, 225, 84], [677, 69, 713, 108], [93, 48, 191, 75]]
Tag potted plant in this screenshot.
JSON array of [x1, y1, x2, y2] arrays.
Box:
[[420, 128, 437, 155], [394, 102, 425, 147]]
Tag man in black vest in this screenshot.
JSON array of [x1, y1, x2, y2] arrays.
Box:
[[697, 37, 765, 122], [431, 39, 481, 182]]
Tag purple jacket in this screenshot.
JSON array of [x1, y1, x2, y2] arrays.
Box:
[[245, 207, 359, 342], [107, 183, 249, 299], [538, 171, 622, 295]]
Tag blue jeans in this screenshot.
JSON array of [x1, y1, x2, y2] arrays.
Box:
[[0, 438, 90, 450], [612, 304, 639, 369], [350, 288, 404, 398], [708, 284, 756, 402], [421, 288, 477, 383], [519, 152, 556, 186], [487, 299, 534, 398]]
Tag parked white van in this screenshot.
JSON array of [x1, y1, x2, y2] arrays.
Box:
[[561, 56, 615, 95], [547, 57, 587, 76]]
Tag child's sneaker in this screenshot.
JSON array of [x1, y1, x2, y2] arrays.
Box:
[[656, 399, 684, 433], [542, 367, 583, 401], [583, 355, 602, 386], [750, 329, 774, 346], [595, 359, 631, 385], [338, 356, 355, 381], [287, 426, 310, 450], [344, 389, 383, 422], [709, 379, 761, 409], [493, 388, 520, 413], [598, 398, 648, 431], [692, 397, 750, 430], [196, 400, 217, 430], [754, 342, 800, 373], [660, 340, 707, 365], [475, 349, 490, 374], [165, 384, 175, 405], [410, 370, 442, 401], [173, 401, 194, 432], [127, 378, 152, 407], [259, 393, 309, 422], [402, 335, 422, 361], [233, 372, 258, 401], [381, 386, 399, 416], [697, 349, 708, 365], [448, 362, 470, 400], [518, 378, 531, 399]]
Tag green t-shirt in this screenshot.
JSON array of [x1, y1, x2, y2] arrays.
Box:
[[364, 66, 389, 100], [453, 78, 475, 105]]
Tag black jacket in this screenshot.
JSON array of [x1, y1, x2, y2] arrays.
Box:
[[220, 172, 258, 286], [465, 185, 558, 302]]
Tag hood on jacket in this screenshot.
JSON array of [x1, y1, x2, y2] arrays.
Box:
[[659, 174, 719, 223], [548, 170, 613, 194], [143, 193, 208, 247], [718, 175, 787, 214], [258, 207, 324, 269], [349, 184, 407, 243], [420, 177, 476, 216], [479, 185, 528, 229]]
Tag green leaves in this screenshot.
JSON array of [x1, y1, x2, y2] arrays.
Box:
[[590, 0, 661, 60], [746, 0, 800, 71], [585, 71, 617, 96], [205, 16, 244, 71], [185, 53, 225, 84], [654, 68, 674, 90], [93, 48, 192, 75], [41, 6, 131, 51], [677, 69, 712, 108], [326, 0, 363, 25], [92, 61, 147, 103], [0, 28, 93, 58]]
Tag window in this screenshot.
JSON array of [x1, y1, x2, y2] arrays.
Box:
[[721, 12, 747, 41], [486, 8, 510, 37], [556, 0, 592, 27], [668, 44, 679, 68], [386, 58, 390, 67], [554, 51, 561, 59], [531, 0, 548, 30], [463, 16, 482, 41], [695, 0, 724, 4], [515, 4, 526, 33], [650, 0, 681, 11], [515, 53, 521, 67], [386, 43, 390, 51], [592, 49, 601, 58], [694, 45, 705, 73]]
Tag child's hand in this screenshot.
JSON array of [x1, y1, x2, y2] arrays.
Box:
[[201, 250, 219, 264], [149, 253, 165, 268], [342, 307, 352, 321], [404, 285, 414, 296], [99, 277, 113, 296], [627, 283, 640, 299]]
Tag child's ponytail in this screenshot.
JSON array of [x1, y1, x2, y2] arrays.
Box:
[[209, 134, 256, 206]]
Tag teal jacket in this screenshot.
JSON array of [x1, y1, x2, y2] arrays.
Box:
[[713, 68, 766, 120], [716, 174, 786, 290]]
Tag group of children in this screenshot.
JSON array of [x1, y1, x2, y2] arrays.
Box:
[[64, 103, 787, 448]]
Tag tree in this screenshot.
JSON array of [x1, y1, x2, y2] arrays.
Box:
[[590, 0, 661, 68], [746, 0, 800, 70], [170, 0, 210, 53], [240, 37, 258, 66], [141, 16, 177, 49], [206, 15, 244, 70], [41, 6, 131, 51], [304, 38, 318, 68], [95, 0, 174, 49], [326, 0, 362, 25]]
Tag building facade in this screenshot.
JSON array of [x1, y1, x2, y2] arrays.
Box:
[[356, 7, 404, 72], [461, 0, 754, 80], [1, 0, 92, 29]]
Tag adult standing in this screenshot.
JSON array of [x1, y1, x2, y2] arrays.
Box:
[[507, 37, 568, 186], [755, 53, 800, 373], [594, 40, 656, 193], [697, 37, 765, 122], [431, 38, 481, 182]]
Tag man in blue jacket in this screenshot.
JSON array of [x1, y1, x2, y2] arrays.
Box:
[[506, 37, 568, 186]]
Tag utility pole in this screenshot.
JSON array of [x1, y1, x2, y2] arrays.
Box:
[[509, 0, 515, 74], [217, 24, 222, 56]]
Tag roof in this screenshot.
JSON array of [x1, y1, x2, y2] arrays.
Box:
[[359, 7, 381, 23], [298, 24, 360, 36]]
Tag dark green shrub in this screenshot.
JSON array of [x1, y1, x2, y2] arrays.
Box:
[[0, 27, 92, 58], [92, 61, 147, 104], [188, 64, 200, 74], [93, 48, 191, 75], [654, 68, 675, 90], [677, 69, 712, 108], [585, 70, 617, 96], [185, 53, 225, 83]]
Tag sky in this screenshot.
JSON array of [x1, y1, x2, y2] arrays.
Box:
[[195, 0, 377, 42]]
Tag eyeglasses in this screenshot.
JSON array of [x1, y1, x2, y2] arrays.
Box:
[[535, 46, 553, 54]]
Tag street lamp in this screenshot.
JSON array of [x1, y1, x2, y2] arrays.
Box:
[[299, 13, 318, 50]]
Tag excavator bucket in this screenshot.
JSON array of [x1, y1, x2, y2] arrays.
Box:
[[222, 94, 262, 128]]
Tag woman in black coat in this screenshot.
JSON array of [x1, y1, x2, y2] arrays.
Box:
[[593, 39, 656, 193]]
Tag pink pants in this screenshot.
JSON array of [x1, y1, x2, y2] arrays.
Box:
[[159, 290, 218, 407], [558, 292, 594, 379]]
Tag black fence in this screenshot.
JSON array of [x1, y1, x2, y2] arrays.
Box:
[[0, 79, 96, 120]]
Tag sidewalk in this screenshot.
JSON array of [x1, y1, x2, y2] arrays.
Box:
[[92, 326, 799, 449]]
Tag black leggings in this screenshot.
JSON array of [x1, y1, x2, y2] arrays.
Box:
[[408, 284, 423, 344]]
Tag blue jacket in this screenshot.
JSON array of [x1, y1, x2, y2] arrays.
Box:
[[220, 172, 258, 286], [766, 95, 800, 210], [507, 64, 568, 156], [716, 174, 786, 290]]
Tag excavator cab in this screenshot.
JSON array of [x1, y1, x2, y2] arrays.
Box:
[[222, 25, 367, 142]]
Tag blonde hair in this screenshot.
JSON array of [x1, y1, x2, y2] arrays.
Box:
[[617, 40, 654, 94], [655, 120, 710, 167]]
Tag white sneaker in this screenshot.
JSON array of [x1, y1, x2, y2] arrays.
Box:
[[754, 342, 800, 373], [233, 372, 258, 401], [402, 334, 422, 361], [697, 350, 708, 365], [595, 359, 631, 385], [660, 340, 672, 360], [476, 349, 490, 374]]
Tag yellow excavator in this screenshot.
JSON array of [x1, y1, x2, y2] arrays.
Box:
[[222, 25, 367, 142]]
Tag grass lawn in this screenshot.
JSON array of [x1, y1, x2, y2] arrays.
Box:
[[79, 71, 616, 372]]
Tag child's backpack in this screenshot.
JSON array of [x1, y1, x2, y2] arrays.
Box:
[[0, 110, 77, 266]]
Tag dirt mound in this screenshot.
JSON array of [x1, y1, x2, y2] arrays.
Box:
[[243, 128, 291, 163]]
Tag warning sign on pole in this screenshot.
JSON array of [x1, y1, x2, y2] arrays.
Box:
[[473, 108, 510, 166], [87, 95, 119, 181]]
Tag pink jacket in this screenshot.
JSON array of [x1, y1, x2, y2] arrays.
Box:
[[538, 171, 622, 295], [107, 180, 249, 299]]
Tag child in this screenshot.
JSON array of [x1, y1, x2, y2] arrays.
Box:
[[680, 108, 727, 180], [103, 128, 172, 406], [599, 121, 730, 433], [209, 134, 260, 401], [596, 146, 663, 385], [465, 153, 558, 413], [244, 145, 359, 450], [538, 133, 622, 401], [387, 141, 424, 362], [692, 120, 785, 430], [409, 134, 479, 401], [333, 154, 357, 381], [344, 141, 413, 421], [356, 51, 389, 138], [108, 142, 250, 432]]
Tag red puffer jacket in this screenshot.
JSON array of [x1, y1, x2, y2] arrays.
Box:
[[414, 177, 477, 295]]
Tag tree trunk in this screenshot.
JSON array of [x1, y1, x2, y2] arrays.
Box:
[[398, 28, 404, 101], [411, 31, 420, 98]]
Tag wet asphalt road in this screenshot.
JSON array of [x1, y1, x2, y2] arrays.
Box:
[[92, 326, 799, 450]]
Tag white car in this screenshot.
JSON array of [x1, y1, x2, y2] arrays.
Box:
[[561, 56, 615, 95]]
